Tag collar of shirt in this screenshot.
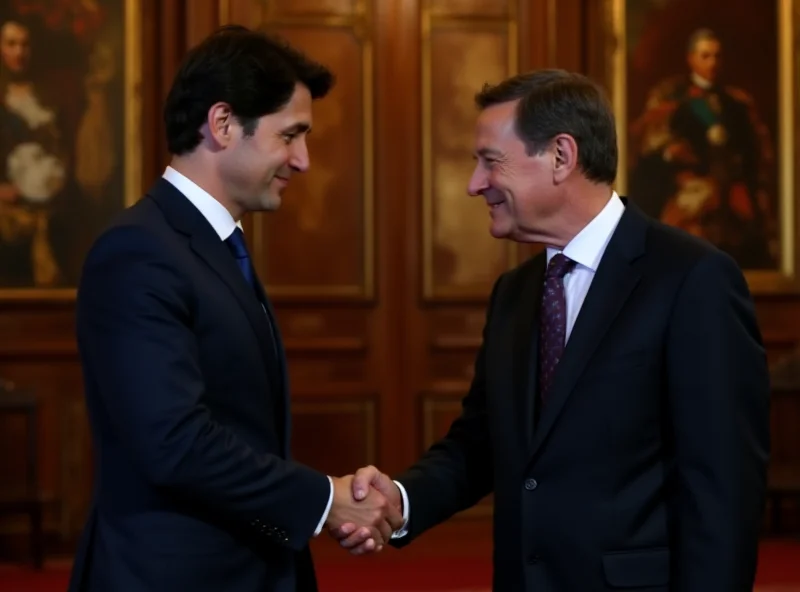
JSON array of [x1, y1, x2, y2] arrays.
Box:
[[691, 72, 712, 90], [162, 166, 242, 241], [546, 191, 625, 273]]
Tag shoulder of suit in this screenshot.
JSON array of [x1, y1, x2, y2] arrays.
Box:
[[84, 197, 173, 264], [645, 217, 728, 268]]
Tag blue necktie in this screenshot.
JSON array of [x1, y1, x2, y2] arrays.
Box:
[[225, 227, 257, 293], [225, 227, 282, 419], [225, 227, 278, 353]]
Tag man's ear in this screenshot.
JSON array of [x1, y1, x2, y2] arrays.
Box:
[[552, 134, 578, 184], [207, 102, 234, 147]]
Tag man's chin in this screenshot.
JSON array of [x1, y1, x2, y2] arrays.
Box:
[[489, 222, 513, 240], [258, 193, 282, 212]]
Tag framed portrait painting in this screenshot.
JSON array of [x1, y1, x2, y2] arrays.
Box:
[[0, 0, 141, 300], [604, 0, 799, 293]]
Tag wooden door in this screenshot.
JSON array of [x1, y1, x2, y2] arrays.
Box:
[[220, 0, 567, 520]]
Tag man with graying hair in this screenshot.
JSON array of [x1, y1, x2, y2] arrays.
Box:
[[333, 68, 769, 591]]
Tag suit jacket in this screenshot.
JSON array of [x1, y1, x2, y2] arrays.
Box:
[[393, 200, 770, 591], [68, 178, 330, 592]]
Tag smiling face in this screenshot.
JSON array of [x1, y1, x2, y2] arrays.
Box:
[[215, 82, 313, 214], [467, 100, 562, 242]]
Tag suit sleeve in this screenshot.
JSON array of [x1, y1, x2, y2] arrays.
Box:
[[666, 250, 770, 590], [76, 225, 330, 551], [390, 276, 502, 546]]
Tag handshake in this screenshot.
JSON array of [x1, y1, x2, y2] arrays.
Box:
[[324, 465, 403, 554]]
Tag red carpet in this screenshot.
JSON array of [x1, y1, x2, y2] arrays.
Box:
[[1, 540, 798, 591]]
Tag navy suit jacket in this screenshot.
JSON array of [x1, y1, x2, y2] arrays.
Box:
[[392, 199, 770, 591], [68, 178, 330, 592]]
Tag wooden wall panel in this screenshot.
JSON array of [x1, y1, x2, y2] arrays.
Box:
[[2, 0, 800, 564], [224, 0, 385, 493], [407, 1, 526, 524], [0, 320, 87, 545], [0, 0, 219, 558], [422, 2, 519, 300], [430, 0, 510, 18], [291, 400, 377, 476], [253, 1, 375, 300], [265, 0, 359, 17]]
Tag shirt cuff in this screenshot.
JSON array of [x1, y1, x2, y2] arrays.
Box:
[[390, 480, 410, 539], [313, 476, 334, 536]]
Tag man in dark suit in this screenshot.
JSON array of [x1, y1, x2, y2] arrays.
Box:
[[333, 70, 770, 590], [68, 26, 401, 592]]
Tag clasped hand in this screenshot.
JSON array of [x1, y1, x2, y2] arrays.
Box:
[[325, 466, 401, 554]]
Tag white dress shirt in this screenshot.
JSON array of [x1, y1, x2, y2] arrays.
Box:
[[162, 166, 240, 240], [161, 167, 335, 536], [547, 191, 625, 342], [394, 192, 625, 538]]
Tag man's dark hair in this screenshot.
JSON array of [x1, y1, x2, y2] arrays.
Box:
[[475, 69, 617, 184], [164, 25, 335, 155]]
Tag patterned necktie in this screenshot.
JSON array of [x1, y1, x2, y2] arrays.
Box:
[[538, 253, 576, 403], [225, 227, 257, 293]]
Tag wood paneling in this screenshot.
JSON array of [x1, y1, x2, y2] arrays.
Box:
[[0, 0, 219, 557], [422, 2, 519, 300], [429, 0, 510, 19], [265, 0, 360, 18], [291, 400, 377, 475], [254, 1, 375, 300], [2, 0, 800, 563]]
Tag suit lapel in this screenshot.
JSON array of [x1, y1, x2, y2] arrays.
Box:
[[148, 180, 283, 403], [529, 201, 648, 460], [256, 283, 291, 456], [511, 254, 546, 452], [188, 235, 279, 370]]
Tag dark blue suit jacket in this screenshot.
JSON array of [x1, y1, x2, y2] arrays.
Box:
[[68, 178, 330, 592]]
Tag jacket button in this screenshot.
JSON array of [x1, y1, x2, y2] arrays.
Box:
[[524, 478, 538, 491]]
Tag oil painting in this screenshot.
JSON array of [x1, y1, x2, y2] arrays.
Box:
[[0, 0, 139, 298], [606, 0, 796, 290]]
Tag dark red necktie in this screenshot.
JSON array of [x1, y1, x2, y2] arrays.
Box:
[[538, 253, 575, 403]]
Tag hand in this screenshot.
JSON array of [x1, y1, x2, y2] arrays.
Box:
[[329, 465, 403, 555], [325, 474, 402, 554]]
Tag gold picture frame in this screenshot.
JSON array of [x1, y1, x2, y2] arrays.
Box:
[[604, 0, 798, 293], [0, 0, 142, 301]]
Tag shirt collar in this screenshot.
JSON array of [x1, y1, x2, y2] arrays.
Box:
[[546, 191, 625, 272], [691, 72, 712, 89], [162, 166, 241, 241]]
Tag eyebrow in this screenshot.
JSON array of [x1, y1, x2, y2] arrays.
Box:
[[282, 122, 311, 135], [474, 147, 501, 159]]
